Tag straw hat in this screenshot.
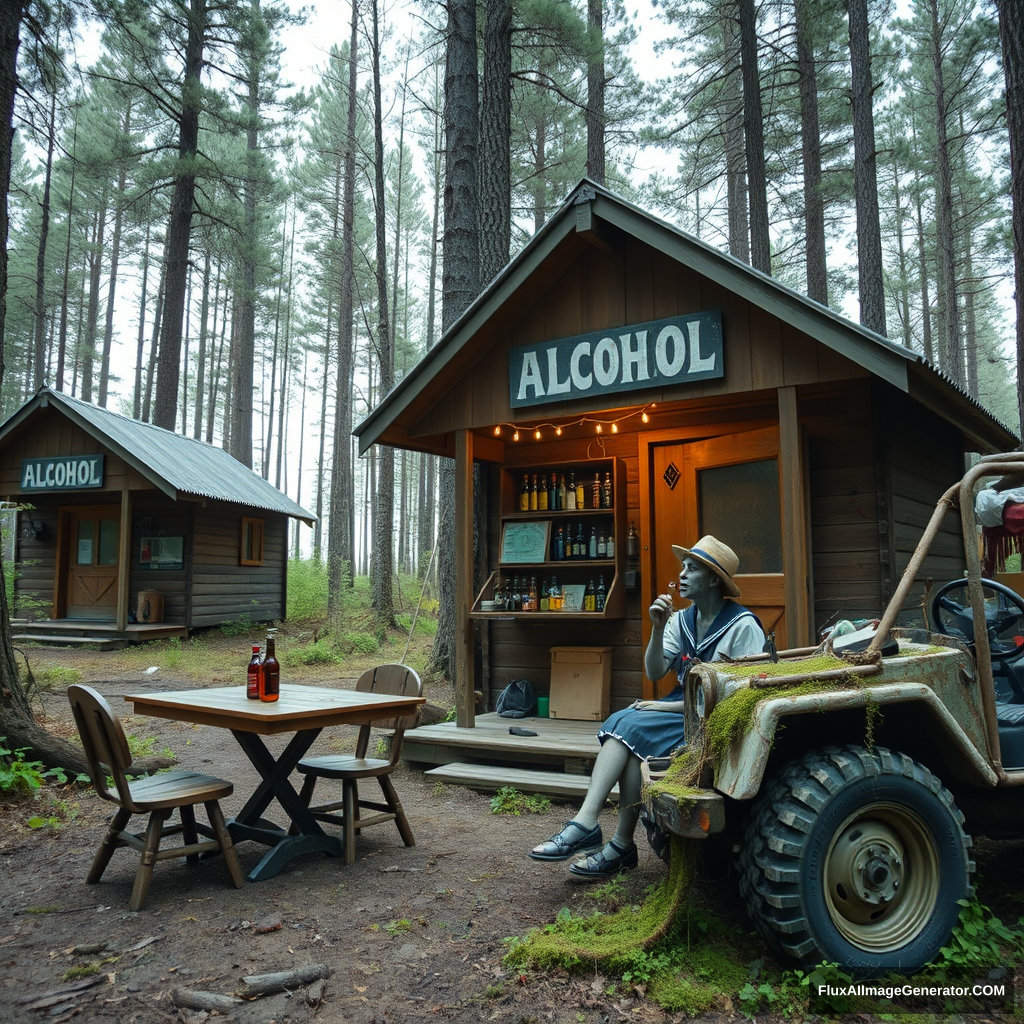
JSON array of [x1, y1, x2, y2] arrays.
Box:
[[671, 536, 742, 599]]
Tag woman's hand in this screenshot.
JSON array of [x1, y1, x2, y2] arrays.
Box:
[[649, 593, 674, 629], [628, 699, 684, 713]]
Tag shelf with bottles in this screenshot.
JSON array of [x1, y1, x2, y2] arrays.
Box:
[[471, 567, 622, 619], [472, 456, 627, 618], [505, 462, 617, 519]]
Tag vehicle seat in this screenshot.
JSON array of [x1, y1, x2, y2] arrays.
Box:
[[996, 701, 1024, 769]]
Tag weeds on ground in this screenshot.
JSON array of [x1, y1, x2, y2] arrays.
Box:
[[0, 739, 64, 795], [37, 665, 82, 688], [489, 787, 551, 815]]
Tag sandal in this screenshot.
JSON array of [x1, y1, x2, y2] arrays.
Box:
[[529, 820, 603, 861], [568, 840, 639, 879]]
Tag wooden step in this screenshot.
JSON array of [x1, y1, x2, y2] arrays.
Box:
[[425, 761, 618, 801], [12, 633, 125, 650]]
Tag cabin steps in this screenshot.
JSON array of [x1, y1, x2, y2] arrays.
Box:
[[12, 632, 126, 650], [425, 761, 616, 801]]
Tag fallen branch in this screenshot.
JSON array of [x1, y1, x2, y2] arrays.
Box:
[[236, 964, 331, 998], [170, 987, 243, 1012], [15, 973, 106, 1010]]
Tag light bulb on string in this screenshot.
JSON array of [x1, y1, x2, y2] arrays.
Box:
[[555, 426, 562, 436], [611, 422, 618, 433], [534, 429, 542, 440], [494, 425, 501, 435], [513, 429, 519, 442], [596, 423, 603, 434], [641, 411, 649, 423]]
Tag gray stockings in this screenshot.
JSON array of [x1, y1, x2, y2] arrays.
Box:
[[574, 737, 643, 847]]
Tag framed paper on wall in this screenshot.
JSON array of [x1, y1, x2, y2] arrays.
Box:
[[140, 535, 184, 570], [500, 520, 551, 564]]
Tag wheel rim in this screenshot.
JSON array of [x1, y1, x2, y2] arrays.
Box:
[[823, 801, 939, 952]]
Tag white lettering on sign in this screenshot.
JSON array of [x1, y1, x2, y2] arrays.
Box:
[[508, 311, 723, 409], [20, 455, 105, 491]]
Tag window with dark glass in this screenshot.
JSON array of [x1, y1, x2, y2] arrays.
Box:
[[241, 518, 265, 566]]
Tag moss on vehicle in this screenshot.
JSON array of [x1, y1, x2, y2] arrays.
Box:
[[505, 838, 696, 971]]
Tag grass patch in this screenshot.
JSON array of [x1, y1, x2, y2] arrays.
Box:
[[489, 787, 551, 815]]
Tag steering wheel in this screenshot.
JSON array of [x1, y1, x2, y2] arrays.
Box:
[[931, 577, 1024, 668]]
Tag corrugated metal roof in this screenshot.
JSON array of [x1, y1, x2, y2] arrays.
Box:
[[9, 390, 315, 523]]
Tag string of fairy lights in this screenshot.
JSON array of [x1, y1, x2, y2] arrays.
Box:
[[490, 402, 657, 443]]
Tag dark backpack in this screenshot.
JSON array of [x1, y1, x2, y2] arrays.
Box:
[[496, 678, 535, 718]]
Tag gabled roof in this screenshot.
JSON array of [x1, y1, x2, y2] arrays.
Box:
[[0, 389, 315, 524], [354, 178, 1017, 455]]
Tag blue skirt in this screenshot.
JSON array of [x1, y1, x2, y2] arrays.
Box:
[[597, 701, 686, 760]]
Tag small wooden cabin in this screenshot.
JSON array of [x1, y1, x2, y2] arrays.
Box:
[[0, 389, 314, 642], [355, 180, 1017, 757]]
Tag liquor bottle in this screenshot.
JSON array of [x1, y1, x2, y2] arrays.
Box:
[[247, 645, 262, 700], [592, 473, 601, 509], [548, 473, 557, 510], [493, 575, 505, 609], [576, 475, 585, 510], [584, 579, 596, 612], [261, 633, 280, 702], [576, 523, 585, 560], [550, 576, 561, 611], [602, 471, 613, 508], [511, 576, 522, 611], [566, 472, 576, 510], [627, 521, 639, 559], [559, 474, 567, 511], [538, 473, 548, 511], [530, 474, 539, 511], [528, 577, 538, 612], [555, 525, 565, 560], [598, 532, 607, 558], [596, 576, 607, 612], [519, 474, 530, 512], [589, 526, 597, 559], [539, 579, 549, 612]]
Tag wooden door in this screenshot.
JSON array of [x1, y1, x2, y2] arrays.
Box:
[[643, 426, 785, 694], [66, 508, 120, 619]]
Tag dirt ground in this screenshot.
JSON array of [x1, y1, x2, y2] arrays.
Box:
[[0, 648, 708, 1024], [2, 644, 1023, 1024]]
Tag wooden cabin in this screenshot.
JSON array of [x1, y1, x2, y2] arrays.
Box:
[[354, 180, 1017, 777], [0, 389, 314, 645]]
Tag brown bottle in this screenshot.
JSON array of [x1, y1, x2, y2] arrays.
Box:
[[247, 645, 262, 700], [261, 635, 280, 702]]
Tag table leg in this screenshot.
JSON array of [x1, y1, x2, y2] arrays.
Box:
[[228, 728, 343, 881]]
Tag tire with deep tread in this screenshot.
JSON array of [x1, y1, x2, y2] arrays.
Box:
[[737, 745, 973, 978]]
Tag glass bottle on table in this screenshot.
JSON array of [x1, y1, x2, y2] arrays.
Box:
[[261, 633, 280, 702], [247, 645, 262, 700]]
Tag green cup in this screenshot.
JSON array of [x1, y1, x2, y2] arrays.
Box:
[[536, 696, 549, 718]]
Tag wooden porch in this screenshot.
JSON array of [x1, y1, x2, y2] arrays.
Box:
[[11, 618, 188, 649], [405, 713, 612, 799]]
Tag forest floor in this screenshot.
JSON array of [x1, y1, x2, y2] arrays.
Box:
[[1, 629, 1023, 1024]]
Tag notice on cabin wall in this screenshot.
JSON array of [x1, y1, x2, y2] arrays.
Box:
[[20, 454, 104, 491], [508, 311, 724, 409]]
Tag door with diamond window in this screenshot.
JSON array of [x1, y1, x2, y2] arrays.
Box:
[[641, 426, 785, 695]]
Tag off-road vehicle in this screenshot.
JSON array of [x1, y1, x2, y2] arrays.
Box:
[[645, 451, 1024, 978]]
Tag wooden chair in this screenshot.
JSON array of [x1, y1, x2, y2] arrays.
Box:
[[68, 684, 244, 910], [295, 664, 422, 864]]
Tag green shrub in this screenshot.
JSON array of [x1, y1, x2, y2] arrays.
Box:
[[489, 786, 551, 815], [38, 666, 82, 688], [343, 632, 379, 655], [288, 557, 332, 620], [290, 639, 341, 666], [0, 739, 52, 795]]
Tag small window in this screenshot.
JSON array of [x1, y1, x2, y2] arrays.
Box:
[[241, 518, 265, 566]]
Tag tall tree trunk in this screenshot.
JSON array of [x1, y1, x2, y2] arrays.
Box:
[[431, 0, 479, 681], [996, 0, 1024, 431], [193, 250, 211, 437], [56, 110, 78, 394], [263, 212, 287, 479], [738, 0, 770, 274], [293, 346, 308, 559], [928, 0, 960, 384], [205, 259, 224, 441], [722, 13, 749, 264], [143, 260, 163, 422], [370, 0, 395, 624], [795, 0, 827, 304], [275, 210, 295, 490], [152, 0, 207, 430], [99, 99, 133, 407], [33, 86, 57, 391], [586, 0, 605, 184], [133, 218, 152, 417], [848, 0, 886, 335], [479, 0, 511, 283], [327, 2, 359, 617], [81, 198, 107, 403]]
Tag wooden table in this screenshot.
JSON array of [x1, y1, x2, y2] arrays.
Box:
[[125, 684, 425, 882]]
